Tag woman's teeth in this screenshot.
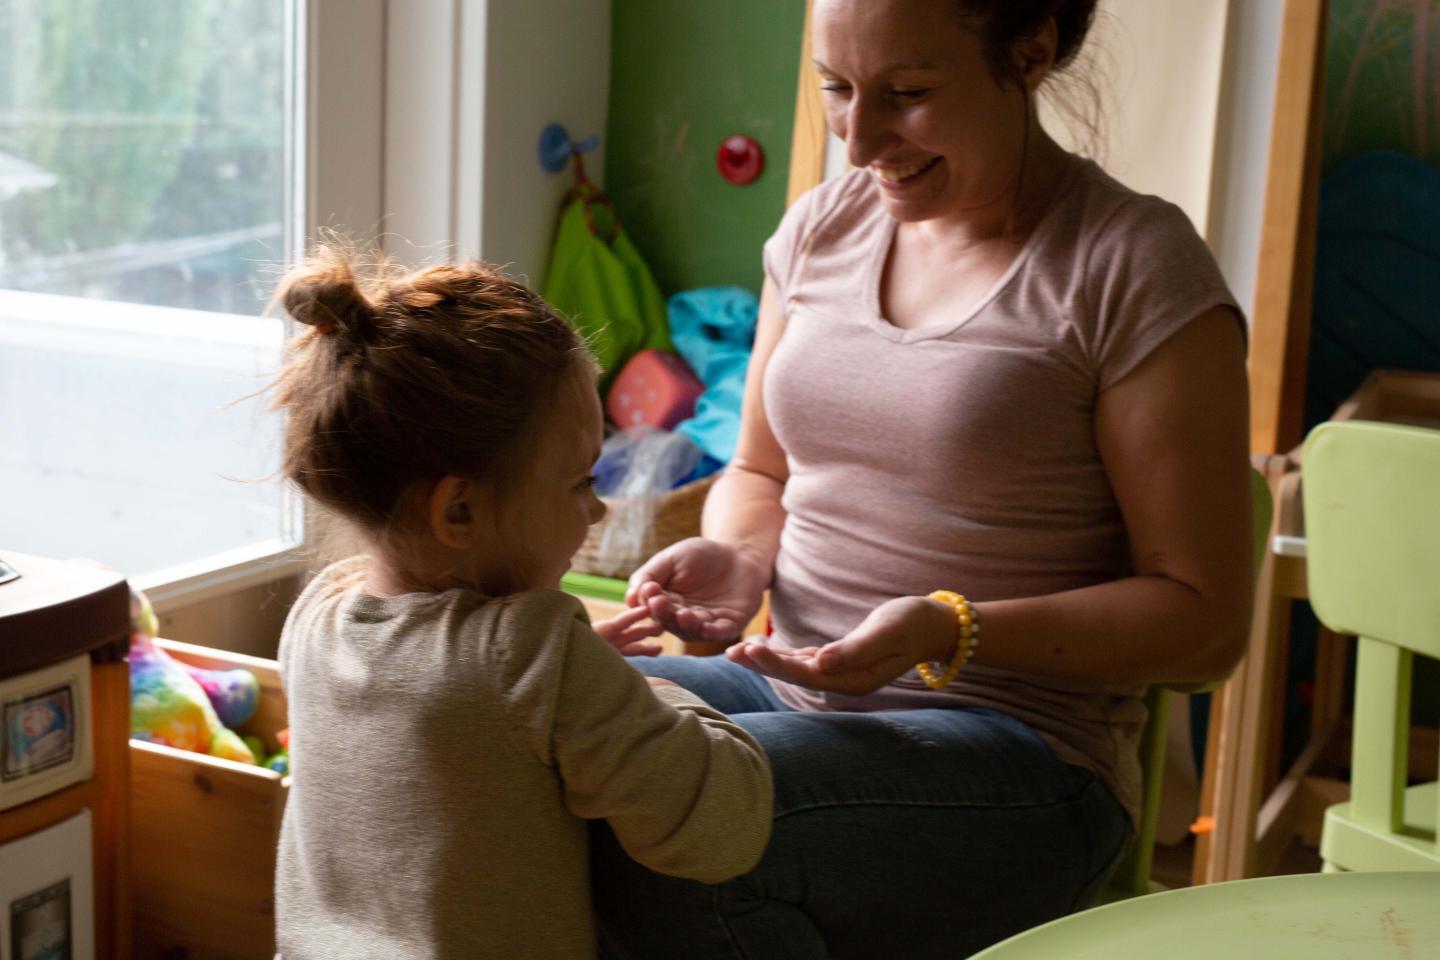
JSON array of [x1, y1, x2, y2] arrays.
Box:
[[872, 157, 938, 182]]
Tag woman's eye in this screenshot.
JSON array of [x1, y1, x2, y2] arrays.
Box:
[[892, 88, 929, 100], [820, 83, 850, 94]]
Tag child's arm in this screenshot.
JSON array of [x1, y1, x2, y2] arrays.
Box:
[[556, 630, 773, 882], [499, 594, 772, 883]]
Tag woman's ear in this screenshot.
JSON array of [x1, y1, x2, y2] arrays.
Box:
[[428, 475, 478, 549], [1013, 17, 1059, 93]]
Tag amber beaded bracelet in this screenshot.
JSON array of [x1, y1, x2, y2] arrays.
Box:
[[916, 590, 980, 690]]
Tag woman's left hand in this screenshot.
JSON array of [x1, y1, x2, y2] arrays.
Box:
[[725, 595, 953, 695], [592, 605, 667, 657]]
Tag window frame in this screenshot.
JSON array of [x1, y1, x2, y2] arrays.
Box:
[[117, 0, 388, 612]]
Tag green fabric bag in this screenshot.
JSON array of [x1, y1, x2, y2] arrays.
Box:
[[542, 185, 672, 388]]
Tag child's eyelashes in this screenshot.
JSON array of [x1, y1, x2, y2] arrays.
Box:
[[576, 474, 599, 492]]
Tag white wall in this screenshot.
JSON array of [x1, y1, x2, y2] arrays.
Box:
[[1207, 0, 1286, 318], [1042, 0, 1232, 239], [381, 0, 611, 284], [1040, 0, 1285, 320], [480, 0, 611, 286]]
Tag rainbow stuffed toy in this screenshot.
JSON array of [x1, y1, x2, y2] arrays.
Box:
[[128, 588, 260, 764]]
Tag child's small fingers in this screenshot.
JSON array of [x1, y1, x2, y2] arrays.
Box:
[[606, 605, 652, 629], [614, 622, 665, 644], [620, 641, 664, 657]]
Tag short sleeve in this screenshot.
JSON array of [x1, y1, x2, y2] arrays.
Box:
[[762, 185, 821, 303], [1084, 197, 1245, 391]]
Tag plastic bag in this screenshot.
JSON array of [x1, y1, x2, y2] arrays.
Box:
[[588, 428, 704, 576]]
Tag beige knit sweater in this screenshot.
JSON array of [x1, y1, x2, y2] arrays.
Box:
[[274, 558, 773, 959]]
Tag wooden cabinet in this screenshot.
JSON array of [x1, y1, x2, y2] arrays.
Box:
[[0, 552, 132, 960]]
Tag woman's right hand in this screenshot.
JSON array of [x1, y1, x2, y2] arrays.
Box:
[[626, 537, 769, 644]]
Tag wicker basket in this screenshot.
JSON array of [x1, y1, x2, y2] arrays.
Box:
[[570, 472, 719, 579]]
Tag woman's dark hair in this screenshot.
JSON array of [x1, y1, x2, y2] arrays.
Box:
[[953, 0, 1104, 161], [952, 0, 1098, 87], [269, 243, 589, 537]]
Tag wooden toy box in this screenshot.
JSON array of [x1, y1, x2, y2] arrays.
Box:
[[129, 638, 290, 960]]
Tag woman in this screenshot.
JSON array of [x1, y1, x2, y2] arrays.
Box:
[[592, 0, 1253, 956]]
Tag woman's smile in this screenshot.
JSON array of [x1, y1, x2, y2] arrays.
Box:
[[871, 155, 942, 185]]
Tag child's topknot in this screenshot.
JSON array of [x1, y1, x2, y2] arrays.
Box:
[[280, 247, 378, 344], [270, 241, 591, 542]]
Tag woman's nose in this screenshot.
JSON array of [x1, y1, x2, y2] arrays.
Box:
[[844, 95, 887, 168]]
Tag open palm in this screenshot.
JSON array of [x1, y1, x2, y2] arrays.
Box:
[[626, 537, 769, 643]]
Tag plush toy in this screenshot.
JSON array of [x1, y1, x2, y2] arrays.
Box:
[[261, 727, 291, 775], [186, 661, 260, 730], [128, 588, 258, 764]]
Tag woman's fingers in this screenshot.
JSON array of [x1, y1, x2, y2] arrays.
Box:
[[627, 574, 668, 609], [698, 617, 744, 641], [726, 641, 821, 683], [728, 635, 909, 696]]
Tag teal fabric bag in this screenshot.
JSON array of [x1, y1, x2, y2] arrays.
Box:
[[542, 185, 671, 388], [668, 286, 757, 463]]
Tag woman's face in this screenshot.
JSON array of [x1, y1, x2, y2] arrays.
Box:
[[812, 0, 1035, 224]]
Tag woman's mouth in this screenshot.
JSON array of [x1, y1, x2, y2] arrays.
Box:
[[870, 156, 941, 184]]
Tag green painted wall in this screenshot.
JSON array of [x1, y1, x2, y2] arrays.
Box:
[[1324, 0, 1440, 173], [604, 0, 806, 297]]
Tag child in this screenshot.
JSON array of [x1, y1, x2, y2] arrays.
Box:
[[268, 247, 773, 959]]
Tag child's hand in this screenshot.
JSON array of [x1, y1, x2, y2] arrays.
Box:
[[593, 605, 667, 657]]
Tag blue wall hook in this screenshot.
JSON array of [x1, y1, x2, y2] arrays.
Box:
[[538, 123, 599, 174]]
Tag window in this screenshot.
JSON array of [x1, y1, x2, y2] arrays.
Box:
[[0, 0, 304, 595]]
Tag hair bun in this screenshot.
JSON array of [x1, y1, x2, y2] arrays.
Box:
[[280, 253, 377, 342]]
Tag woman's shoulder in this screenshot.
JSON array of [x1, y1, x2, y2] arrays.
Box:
[[773, 168, 884, 247], [1061, 158, 1208, 253], [765, 169, 886, 295], [796, 167, 882, 230]]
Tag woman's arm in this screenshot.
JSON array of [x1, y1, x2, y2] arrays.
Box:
[[700, 279, 791, 571], [626, 281, 791, 641], [733, 306, 1253, 689], [972, 305, 1253, 684]]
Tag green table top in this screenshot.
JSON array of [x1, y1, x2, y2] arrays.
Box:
[[972, 872, 1440, 959]]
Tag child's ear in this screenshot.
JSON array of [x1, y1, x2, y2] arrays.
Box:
[[428, 475, 478, 549]]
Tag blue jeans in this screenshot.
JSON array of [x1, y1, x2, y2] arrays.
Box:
[[591, 655, 1130, 960]]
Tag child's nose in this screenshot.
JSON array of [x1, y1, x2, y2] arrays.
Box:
[[589, 493, 607, 524]]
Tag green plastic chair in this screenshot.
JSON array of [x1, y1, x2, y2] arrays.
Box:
[[969, 870, 1440, 958], [1302, 420, 1440, 873], [1093, 465, 1274, 902]]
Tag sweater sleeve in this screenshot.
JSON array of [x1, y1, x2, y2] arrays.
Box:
[[496, 591, 773, 883]]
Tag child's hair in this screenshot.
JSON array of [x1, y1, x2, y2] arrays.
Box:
[[270, 243, 590, 547]]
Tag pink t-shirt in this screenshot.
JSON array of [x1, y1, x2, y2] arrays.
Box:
[[760, 157, 1242, 824]]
